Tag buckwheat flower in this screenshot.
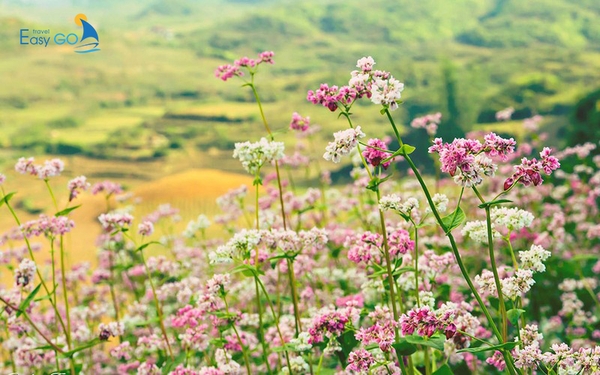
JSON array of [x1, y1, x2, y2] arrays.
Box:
[[91, 180, 123, 196], [307, 309, 350, 344], [520, 324, 543, 347], [258, 50, 275, 64], [214, 64, 242, 81], [411, 112, 442, 137], [209, 245, 234, 264], [137, 362, 161, 375], [37, 158, 64, 179], [501, 269, 535, 299], [347, 348, 375, 373], [138, 221, 154, 236], [20, 215, 75, 238], [504, 147, 560, 190], [15, 258, 36, 287], [370, 76, 404, 110], [399, 306, 440, 338], [289, 332, 312, 351], [483, 132, 516, 160], [491, 206, 534, 231], [233, 138, 285, 175], [183, 214, 211, 238], [427, 193, 449, 213], [206, 273, 231, 297], [290, 112, 310, 132], [523, 115, 543, 131], [486, 351, 506, 371], [379, 194, 402, 211], [98, 322, 125, 340], [355, 320, 397, 352], [98, 213, 134, 231], [307, 83, 344, 111], [462, 221, 499, 243], [495, 106, 514, 121], [0, 173, 5, 185], [15, 157, 38, 176], [363, 138, 394, 169], [282, 356, 310, 375], [110, 342, 132, 361], [514, 343, 543, 370], [356, 56, 376, 72], [388, 229, 414, 256], [67, 176, 90, 201], [323, 126, 365, 163], [519, 245, 551, 273]]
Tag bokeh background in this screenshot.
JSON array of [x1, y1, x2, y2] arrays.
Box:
[[0, 0, 599, 262]]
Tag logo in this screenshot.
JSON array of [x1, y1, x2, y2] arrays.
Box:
[[19, 13, 100, 54], [73, 13, 100, 54]]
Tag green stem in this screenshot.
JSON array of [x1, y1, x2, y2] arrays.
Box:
[[410, 218, 420, 307], [1, 189, 69, 342], [59, 237, 72, 350], [223, 296, 252, 375], [483, 203, 508, 343], [255, 275, 293, 373], [140, 249, 174, 360], [287, 258, 302, 335], [254, 278, 272, 374]]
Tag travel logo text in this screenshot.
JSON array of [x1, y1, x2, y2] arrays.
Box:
[[19, 13, 100, 54]]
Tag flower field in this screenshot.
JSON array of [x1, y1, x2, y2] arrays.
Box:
[[1, 53, 599, 375]]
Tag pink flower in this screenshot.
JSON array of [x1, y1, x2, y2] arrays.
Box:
[[347, 349, 375, 373], [363, 138, 394, 169], [289, 112, 310, 132], [138, 221, 154, 236], [98, 213, 133, 231], [67, 176, 90, 201], [411, 112, 441, 136], [307, 309, 350, 344], [91, 180, 123, 196], [355, 320, 397, 352], [504, 147, 560, 190], [495, 106, 514, 121], [388, 229, 414, 256]]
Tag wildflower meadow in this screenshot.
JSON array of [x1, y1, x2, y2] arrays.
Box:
[[1, 52, 599, 375]]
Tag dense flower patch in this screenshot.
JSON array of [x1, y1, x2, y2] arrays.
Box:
[[0, 53, 599, 374]]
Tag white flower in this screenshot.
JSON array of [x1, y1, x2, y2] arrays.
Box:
[[233, 138, 285, 175], [491, 207, 534, 231], [281, 356, 310, 375], [501, 269, 535, 300], [379, 194, 402, 211], [370, 77, 404, 110], [462, 221, 499, 243], [356, 56, 376, 72], [323, 126, 365, 163], [519, 245, 551, 273], [427, 193, 449, 213], [15, 259, 36, 287], [289, 332, 312, 351], [183, 214, 211, 238]]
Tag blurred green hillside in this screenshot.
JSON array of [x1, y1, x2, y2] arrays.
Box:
[[0, 0, 599, 169]]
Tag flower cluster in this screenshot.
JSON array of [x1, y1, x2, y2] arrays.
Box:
[[15, 157, 64, 179], [289, 112, 310, 132], [428, 133, 516, 187], [362, 137, 394, 169], [504, 147, 560, 190], [411, 112, 442, 136], [233, 138, 285, 175], [214, 51, 275, 81], [323, 126, 365, 163]]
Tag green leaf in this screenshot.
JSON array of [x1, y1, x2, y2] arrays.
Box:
[[392, 267, 416, 277], [32, 344, 56, 351], [457, 341, 519, 354], [54, 205, 81, 217], [56, 364, 83, 374], [507, 309, 526, 326], [135, 241, 161, 252], [0, 192, 16, 208], [400, 144, 416, 155], [433, 363, 454, 375], [17, 283, 41, 317], [380, 107, 387, 115], [230, 263, 261, 277], [61, 338, 103, 358], [392, 339, 418, 356], [34, 283, 58, 302], [404, 334, 445, 351], [441, 206, 466, 233], [337, 329, 359, 365], [478, 199, 513, 209]]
